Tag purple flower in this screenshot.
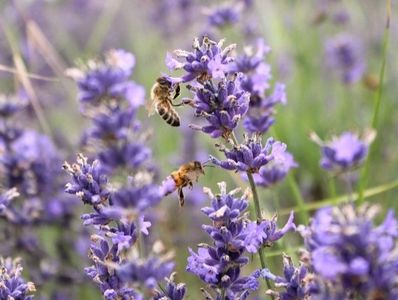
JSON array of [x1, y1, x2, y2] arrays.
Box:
[[230, 39, 271, 102], [252, 141, 298, 187], [242, 81, 287, 135], [0, 93, 28, 117], [325, 33, 366, 84], [187, 183, 259, 299], [228, 39, 286, 134], [188, 74, 250, 138], [0, 257, 36, 300], [67, 49, 145, 108], [262, 254, 320, 300], [119, 256, 175, 289], [301, 204, 398, 298], [244, 211, 296, 253], [205, 3, 242, 28], [312, 131, 375, 172], [210, 135, 273, 172], [85, 235, 143, 300], [0, 130, 60, 198], [165, 37, 236, 83], [0, 188, 19, 216], [64, 155, 110, 206], [153, 273, 186, 300]]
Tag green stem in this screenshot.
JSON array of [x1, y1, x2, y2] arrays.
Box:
[[328, 175, 337, 198], [358, 0, 391, 205], [229, 132, 274, 294]]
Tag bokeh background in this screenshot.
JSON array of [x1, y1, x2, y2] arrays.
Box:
[[0, 0, 397, 298]]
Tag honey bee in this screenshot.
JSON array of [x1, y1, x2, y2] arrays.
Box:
[[169, 161, 205, 206], [149, 76, 181, 127]]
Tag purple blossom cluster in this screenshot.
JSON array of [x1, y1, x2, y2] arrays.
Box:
[[325, 33, 366, 84], [230, 39, 287, 134], [167, 37, 287, 137], [301, 204, 398, 299], [266, 204, 398, 299], [0, 257, 36, 300], [65, 49, 186, 299], [312, 131, 375, 173], [262, 254, 319, 299], [187, 182, 295, 299], [67, 49, 148, 173], [211, 135, 297, 187], [0, 93, 79, 297]]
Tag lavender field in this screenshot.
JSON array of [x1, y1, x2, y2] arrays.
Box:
[[0, 1, 397, 299]]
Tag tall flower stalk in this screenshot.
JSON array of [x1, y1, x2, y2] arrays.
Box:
[[165, 36, 297, 294], [65, 49, 183, 299]]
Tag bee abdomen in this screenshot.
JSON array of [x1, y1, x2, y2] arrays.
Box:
[[156, 102, 180, 127]]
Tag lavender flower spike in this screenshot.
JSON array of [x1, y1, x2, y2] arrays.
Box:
[[210, 135, 274, 173], [0, 257, 36, 300], [153, 272, 186, 300], [262, 254, 319, 300], [244, 211, 296, 254], [253, 141, 298, 187], [188, 74, 250, 139], [187, 182, 260, 299], [301, 203, 398, 298], [311, 130, 375, 172], [165, 37, 236, 83], [66, 49, 145, 108], [325, 33, 366, 84]]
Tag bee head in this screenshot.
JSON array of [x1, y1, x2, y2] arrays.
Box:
[[157, 76, 172, 88], [193, 161, 205, 174]]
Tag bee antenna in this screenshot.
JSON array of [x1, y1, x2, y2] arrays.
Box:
[[201, 159, 214, 168]]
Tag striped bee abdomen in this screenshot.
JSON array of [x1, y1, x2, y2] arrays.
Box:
[[155, 102, 180, 127]]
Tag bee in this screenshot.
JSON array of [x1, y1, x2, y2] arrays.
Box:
[[169, 161, 205, 207], [149, 76, 181, 127]]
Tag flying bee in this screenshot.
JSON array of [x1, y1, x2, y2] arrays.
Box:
[[169, 161, 205, 207], [149, 76, 182, 127]]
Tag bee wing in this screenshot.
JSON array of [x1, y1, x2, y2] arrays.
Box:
[[146, 99, 156, 116]]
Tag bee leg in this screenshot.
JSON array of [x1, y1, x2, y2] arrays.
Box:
[[171, 102, 184, 107], [173, 85, 181, 99], [188, 181, 193, 190], [178, 188, 185, 207]]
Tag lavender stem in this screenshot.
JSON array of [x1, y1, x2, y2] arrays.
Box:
[[230, 132, 273, 293]]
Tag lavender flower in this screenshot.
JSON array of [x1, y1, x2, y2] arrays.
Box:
[[0, 188, 19, 216], [187, 182, 295, 298], [187, 183, 259, 299], [0, 93, 28, 118], [165, 37, 236, 83], [262, 254, 319, 300], [0, 130, 60, 198], [65, 154, 173, 298], [325, 33, 366, 84], [0, 257, 36, 300], [67, 49, 144, 108], [68, 49, 150, 173], [252, 141, 298, 187], [209, 135, 274, 173], [84, 234, 143, 300], [188, 74, 250, 138], [205, 3, 243, 29], [230, 39, 287, 134], [244, 212, 295, 253], [301, 203, 398, 298], [312, 131, 375, 172], [229, 39, 271, 104], [153, 273, 186, 300]]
